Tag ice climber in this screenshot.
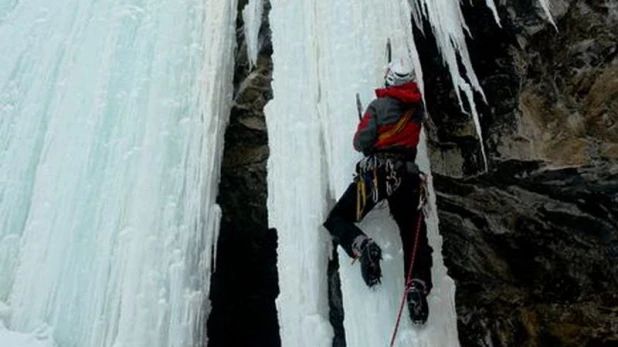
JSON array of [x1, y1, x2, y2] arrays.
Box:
[[323, 58, 433, 325]]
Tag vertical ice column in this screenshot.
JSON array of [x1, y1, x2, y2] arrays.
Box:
[[242, 0, 264, 68], [0, 0, 237, 346], [265, 1, 334, 346], [312, 1, 460, 346], [267, 0, 460, 346]]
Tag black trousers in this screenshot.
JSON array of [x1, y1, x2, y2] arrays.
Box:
[[323, 170, 433, 292]]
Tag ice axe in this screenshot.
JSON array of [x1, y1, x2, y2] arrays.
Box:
[[355, 93, 363, 121]]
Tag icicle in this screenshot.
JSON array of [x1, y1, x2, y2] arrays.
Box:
[[412, 0, 489, 171], [242, 0, 264, 68], [459, 80, 489, 170], [484, 0, 502, 27], [410, 0, 555, 172], [408, 0, 425, 35], [537, 0, 557, 29]]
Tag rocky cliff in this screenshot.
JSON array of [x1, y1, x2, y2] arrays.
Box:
[[420, 0, 618, 345]]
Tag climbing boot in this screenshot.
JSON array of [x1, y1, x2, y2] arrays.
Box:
[[357, 238, 382, 287], [407, 279, 429, 325]]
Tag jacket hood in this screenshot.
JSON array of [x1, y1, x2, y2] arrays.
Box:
[[375, 82, 422, 104]]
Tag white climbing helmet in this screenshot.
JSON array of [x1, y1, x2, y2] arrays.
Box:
[[384, 58, 415, 87]]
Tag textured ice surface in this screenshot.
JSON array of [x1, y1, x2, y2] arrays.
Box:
[[242, 0, 264, 68], [0, 320, 57, 347], [266, 1, 459, 346], [0, 0, 236, 346]]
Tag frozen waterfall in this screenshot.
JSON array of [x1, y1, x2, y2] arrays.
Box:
[[0, 0, 236, 346], [0, 0, 554, 346]]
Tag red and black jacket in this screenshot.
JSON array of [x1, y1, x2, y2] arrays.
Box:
[[353, 82, 423, 160]]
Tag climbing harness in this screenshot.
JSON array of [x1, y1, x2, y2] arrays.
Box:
[[355, 154, 408, 221]]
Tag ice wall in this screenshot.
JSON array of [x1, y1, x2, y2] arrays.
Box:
[[0, 0, 237, 346], [265, 1, 333, 345], [266, 1, 459, 346]]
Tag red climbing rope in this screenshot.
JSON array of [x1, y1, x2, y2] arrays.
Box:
[[389, 207, 424, 347]]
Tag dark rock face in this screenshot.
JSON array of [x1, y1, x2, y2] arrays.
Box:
[[328, 246, 346, 347], [207, 1, 280, 346], [425, 0, 617, 176], [419, 0, 618, 345], [436, 162, 618, 346]]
